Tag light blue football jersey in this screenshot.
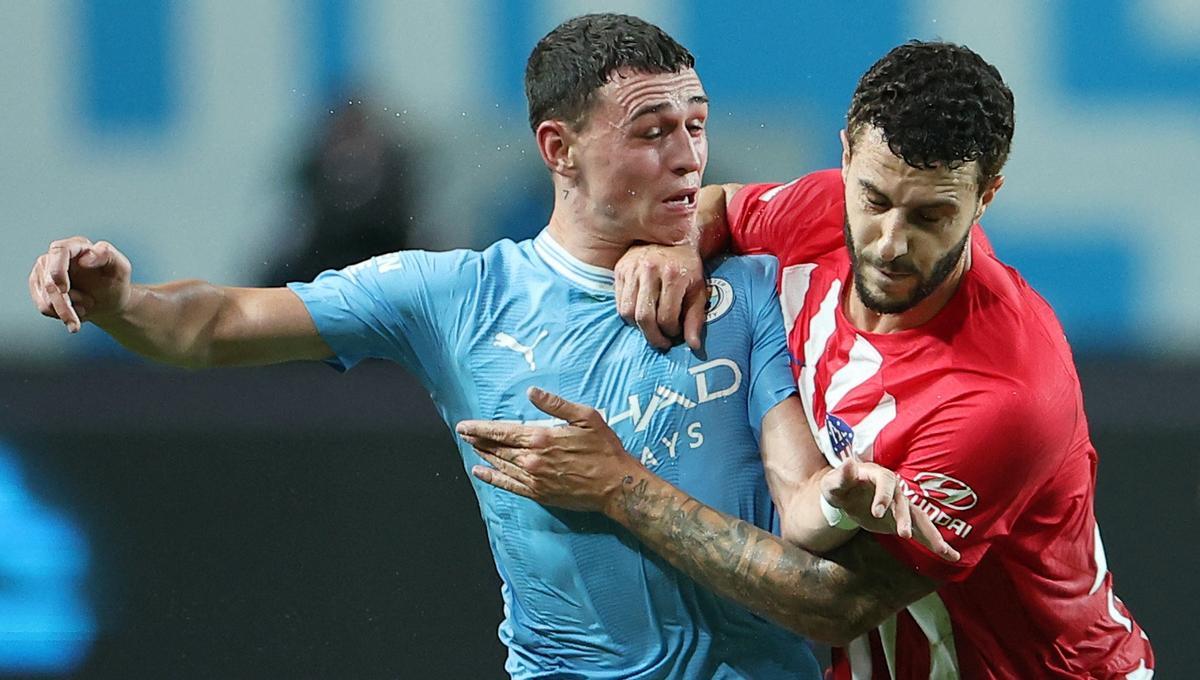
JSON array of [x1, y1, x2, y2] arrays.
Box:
[[288, 230, 818, 679]]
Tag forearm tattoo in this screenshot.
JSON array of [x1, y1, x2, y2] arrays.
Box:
[[611, 475, 935, 640]]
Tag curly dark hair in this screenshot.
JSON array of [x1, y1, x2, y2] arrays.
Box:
[[525, 14, 695, 132], [846, 40, 1014, 191]]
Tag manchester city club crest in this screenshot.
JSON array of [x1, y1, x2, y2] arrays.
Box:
[[826, 414, 855, 460], [705, 278, 734, 322]]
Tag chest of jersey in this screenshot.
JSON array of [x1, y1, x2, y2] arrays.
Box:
[[782, 257, 950, 470], [468, 284, 762, 495]]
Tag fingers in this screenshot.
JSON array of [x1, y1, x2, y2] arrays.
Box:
[[655, 264, 685, 339], [615, 257, 638, 322], [526, 387, 599, 425], [28, 258, 54, 318], [46, 279, 81, 333], [869, 467, 897, 519], [77, 240, 119, 272], [474, 450, 537, 488], [634, 265, 670, 349], [40, 238, 94, 333], [471, 463, 536, 500], [45, 238, 89, 293], [909, 501, 961, 562], [892, 482, 912, 539], [456, 420, 550, 450], [682, 285, 707, 351], [822, 458, 859, 499]]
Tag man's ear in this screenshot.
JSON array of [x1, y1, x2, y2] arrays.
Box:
[[975, 175, 1005, 222], [840, 129, 852, 183], [535, 120, 577, 178]]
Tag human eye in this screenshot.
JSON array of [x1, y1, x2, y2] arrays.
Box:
[[913, 207, 953, 228], [686, 118, 705, 134], [641, 126, 663, 139], [864, 191, 889, 210]]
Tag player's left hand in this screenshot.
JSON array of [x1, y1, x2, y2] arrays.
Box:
[[456, 388, 640, 514], [613, 244, 707, 351], [822, 457, 960, 562]]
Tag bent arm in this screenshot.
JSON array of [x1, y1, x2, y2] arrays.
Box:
[[605, 470, 936, 645], [97, 283, 330, 368], [758, 396, 852, 552]]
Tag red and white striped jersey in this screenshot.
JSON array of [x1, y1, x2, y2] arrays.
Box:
[[728, 170, 1155, 679]]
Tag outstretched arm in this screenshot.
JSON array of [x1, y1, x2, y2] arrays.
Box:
[[29, 236, 330, 368], [457, 388, 947, 645]]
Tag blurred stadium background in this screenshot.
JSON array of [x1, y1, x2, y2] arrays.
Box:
[[1, 1, 1196, 677]]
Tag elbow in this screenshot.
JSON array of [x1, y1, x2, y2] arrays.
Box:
[[780, 598, 881, 647], [794, 618, 858, 648]]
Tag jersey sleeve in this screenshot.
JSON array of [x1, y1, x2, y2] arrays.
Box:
[[740, 255, 799, 441], [286, 249, 479, 387], [874, 377, 1076, 582], [725, 169, 847, 266]]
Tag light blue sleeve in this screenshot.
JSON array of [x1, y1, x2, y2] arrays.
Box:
[[286, 249, 479, 386], [743, 255, 798, 438]]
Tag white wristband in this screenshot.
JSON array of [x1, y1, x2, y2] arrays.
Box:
[[819, 494, 860, 531]]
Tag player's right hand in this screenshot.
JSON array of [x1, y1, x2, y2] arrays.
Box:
[[29, 236, 133, 333], [613, 243, 706, 351]]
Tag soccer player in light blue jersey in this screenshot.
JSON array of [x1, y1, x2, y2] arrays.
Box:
[[29, 14, 942, 679]]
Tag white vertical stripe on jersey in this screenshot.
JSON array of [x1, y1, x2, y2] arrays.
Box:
[[779, 264, 824, 451], [1089, 524, 1107, 595], [779, 263, 818, 335], [824, 335, 884, 412], [1090, 523, 1135, 632], [847, 634, 874, 680], [878, 613, 899, 679], [1108, 590, 1133, 633], [850, 391, 896, 461], [801, 281, 841, 465], [907, 591, 961, 679]]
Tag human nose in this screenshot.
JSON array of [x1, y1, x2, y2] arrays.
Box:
[[877, 212, 909, 262], [669, 127, 704, 175]]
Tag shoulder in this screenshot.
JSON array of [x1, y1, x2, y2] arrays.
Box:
[[730, 169, 847, 264], [734, 168, 843, 216], [949, 241, 1074, 378], [373, 239, 536, 287]]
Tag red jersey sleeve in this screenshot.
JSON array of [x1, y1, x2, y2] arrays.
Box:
[[875, 376, 1076, 582], [726, 169, 847, 266]]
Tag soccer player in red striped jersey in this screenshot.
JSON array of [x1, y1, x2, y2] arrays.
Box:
[[464, 41, 1154, 678]]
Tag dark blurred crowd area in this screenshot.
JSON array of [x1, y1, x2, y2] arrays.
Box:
[[262, 98, 419, 286]]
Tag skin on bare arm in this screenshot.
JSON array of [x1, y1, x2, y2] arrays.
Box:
[[456, 388, 954, 645], [28, 236, 332, 368], [613, 183, 742, 350], [758, 396, 964, 559], [607, 469, 937, 645]]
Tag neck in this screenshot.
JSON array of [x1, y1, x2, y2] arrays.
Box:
[[846, 242, 972, 333], [545, 192, 629, 270]]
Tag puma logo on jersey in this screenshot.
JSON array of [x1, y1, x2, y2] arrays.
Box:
[[493, 330, 549, 371]]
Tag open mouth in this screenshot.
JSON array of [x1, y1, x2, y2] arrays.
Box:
[[663, 189, 697, 208]]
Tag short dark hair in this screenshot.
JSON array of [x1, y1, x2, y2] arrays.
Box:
[[847, 40, 1015, 190], [525, 13, 695, 132]]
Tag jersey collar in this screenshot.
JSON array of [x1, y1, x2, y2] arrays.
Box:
[[533, 229, 616, 294]]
